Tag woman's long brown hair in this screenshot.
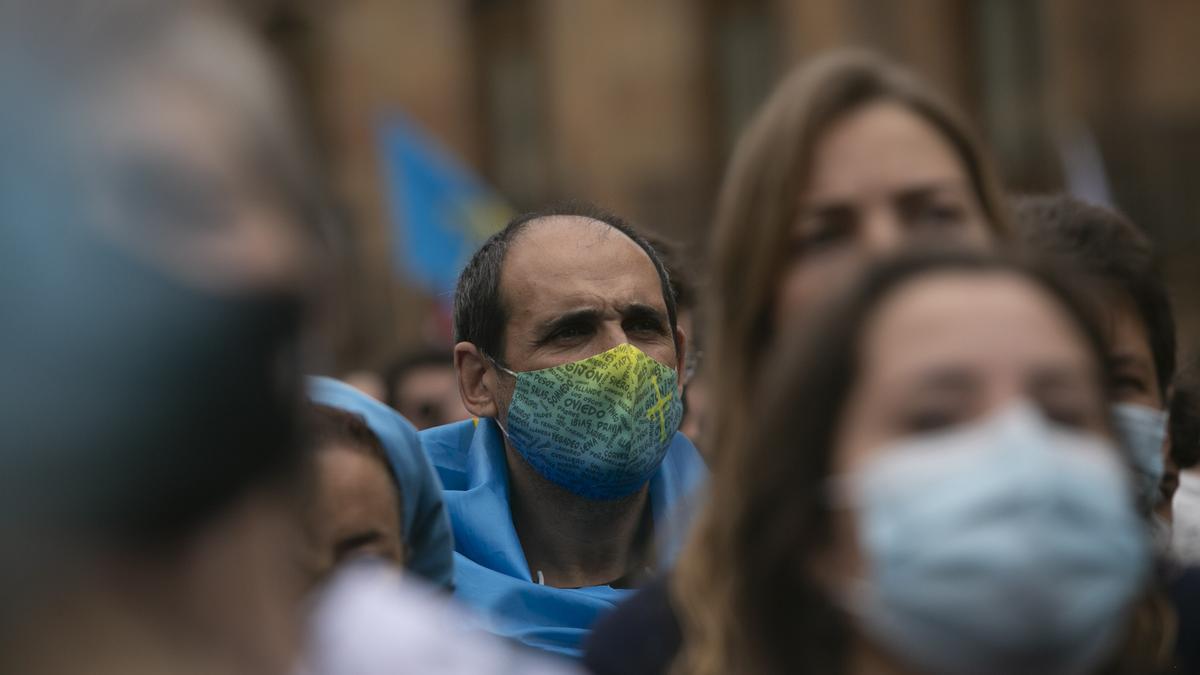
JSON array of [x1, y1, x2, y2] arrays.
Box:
[[703, 50, 1011, 472]]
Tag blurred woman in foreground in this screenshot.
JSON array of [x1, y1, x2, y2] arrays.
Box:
[[704, 49, 1011, 466], [675, 251, 1150, 675]]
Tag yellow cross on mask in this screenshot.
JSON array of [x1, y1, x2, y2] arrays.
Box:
[[645, 374, 673, 443]]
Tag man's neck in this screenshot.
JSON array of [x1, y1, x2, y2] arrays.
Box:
[[504, 446, 652, 588]]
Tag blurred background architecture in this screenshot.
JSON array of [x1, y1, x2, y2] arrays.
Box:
[[244, 0, 1200, 372]]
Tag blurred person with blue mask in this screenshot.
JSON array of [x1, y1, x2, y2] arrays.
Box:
[[0, 1, 326, 673], [415, 204, 706, 658], [1013, 196, 1177, 525], [1014, 196, 1182, 671], [674, 251, 1152, 675]]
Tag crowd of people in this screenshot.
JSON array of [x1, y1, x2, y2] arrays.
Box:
[[3, 1, 1200, 674]]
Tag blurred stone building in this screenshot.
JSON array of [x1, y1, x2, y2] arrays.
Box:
[[249, 0, 1200, 371]]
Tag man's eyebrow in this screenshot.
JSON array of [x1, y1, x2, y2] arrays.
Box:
[[619, 303, 669, 324]]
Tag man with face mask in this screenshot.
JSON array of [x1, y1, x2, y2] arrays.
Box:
[[418, 205, 706, 658]]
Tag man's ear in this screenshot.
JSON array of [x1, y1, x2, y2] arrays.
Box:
[[673, 326, 689, 395], [454, 342, 500, 418]]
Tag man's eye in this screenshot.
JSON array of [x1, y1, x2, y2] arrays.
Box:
[[627, 319, 665, 335], [550, 325, 589, 341]]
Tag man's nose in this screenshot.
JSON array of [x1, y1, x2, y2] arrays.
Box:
[[598, 322, 633, 351]]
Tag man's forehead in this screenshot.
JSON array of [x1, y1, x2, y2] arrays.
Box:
[[512, 215, 635, 251], [500, 215, 663, 308]]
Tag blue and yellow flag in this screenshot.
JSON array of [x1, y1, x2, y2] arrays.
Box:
[[379, 116, 511, 295]]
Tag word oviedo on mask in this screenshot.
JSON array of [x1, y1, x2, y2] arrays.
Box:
[[491, 343, 683, 501], [831, 403, 1150, 675]]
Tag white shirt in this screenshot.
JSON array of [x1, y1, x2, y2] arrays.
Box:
[[298, 561, 581, 675]]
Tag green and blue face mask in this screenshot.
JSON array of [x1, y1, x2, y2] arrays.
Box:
[[490, 343, 683, 500]]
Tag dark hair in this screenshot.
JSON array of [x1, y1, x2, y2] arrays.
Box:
[[308, 404, 392, 470], [1170, 361, 1200, 470], [453, 202, 678, 361], [675, 250, 1116, 675], [1013, 194, 1176, 401], [382, 349, 454, 410]]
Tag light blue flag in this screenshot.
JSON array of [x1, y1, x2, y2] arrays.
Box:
[[379, 116, 511, 295]]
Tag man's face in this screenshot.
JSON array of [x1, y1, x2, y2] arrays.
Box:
[[496, 216, 682, 381]]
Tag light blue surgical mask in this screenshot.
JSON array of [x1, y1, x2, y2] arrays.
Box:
[[1111, 402, 1168, 511], [831, 403, 1149, 675]]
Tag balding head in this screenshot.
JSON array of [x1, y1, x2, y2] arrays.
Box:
[[453, 204, 678, 362]]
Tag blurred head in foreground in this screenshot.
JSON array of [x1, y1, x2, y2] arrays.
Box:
[[0, 1, 322, 673], [706, 49, 1010, 466], [676, 251, 1149, 675]]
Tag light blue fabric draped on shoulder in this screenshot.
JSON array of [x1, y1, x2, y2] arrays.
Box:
[[420, 417, 707, 659], [307, 376, 455, 589]]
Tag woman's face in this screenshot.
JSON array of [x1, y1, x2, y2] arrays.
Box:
[[776, 102, 992, 322], [819, 272, 1113, 580]]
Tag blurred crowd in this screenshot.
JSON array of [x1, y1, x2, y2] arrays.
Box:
[[2, 1, 1199, 675]]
